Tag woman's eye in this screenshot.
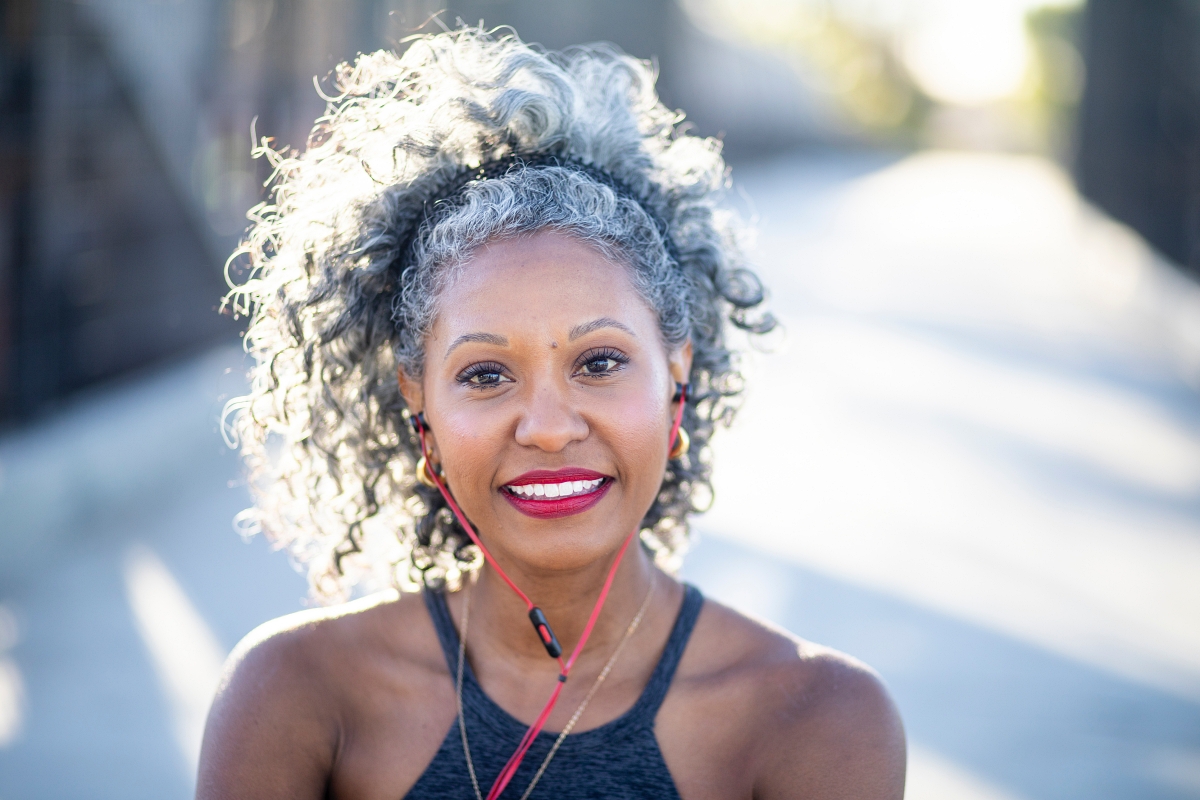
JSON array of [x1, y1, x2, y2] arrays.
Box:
[[457, 364, 511, 387], [576, 350, 628, 376], [581, 357, 618, 374]]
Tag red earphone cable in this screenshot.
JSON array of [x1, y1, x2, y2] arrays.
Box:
[[486, 525, 636, 799], [419, 425, 539, 612], [415, 383, 686, 800]]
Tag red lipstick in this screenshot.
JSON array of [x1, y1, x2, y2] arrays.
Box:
[[502, 468, 612, 519]]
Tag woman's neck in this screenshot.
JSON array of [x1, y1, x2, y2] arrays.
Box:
[[462, 542, 659, 667]]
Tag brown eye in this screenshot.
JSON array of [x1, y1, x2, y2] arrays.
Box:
[[575, 348, 629, 377], [469, 370, 505, 385], [580, 356, 620, 375], [457, 362, 512, 388]]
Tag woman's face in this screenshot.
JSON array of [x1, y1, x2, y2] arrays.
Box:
[[402, 229, 691, 573]]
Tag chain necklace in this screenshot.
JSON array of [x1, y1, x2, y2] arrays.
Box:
[[455, 574, 657, 800]]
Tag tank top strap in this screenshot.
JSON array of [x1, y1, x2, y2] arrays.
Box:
[[422, 587, 461, 677], [422, 582, 705, 722], [628, 582, 705, 723]]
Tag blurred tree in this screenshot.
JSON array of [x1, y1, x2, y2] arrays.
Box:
[[1025, 5, 1085, 163], [679, 0, 926, 141]]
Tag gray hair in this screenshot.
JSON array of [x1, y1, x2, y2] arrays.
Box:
[[224, 28, 772, 601]]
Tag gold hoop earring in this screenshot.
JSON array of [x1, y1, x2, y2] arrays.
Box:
[[416, 454, 442, 488], [669, 427, 690, 460]]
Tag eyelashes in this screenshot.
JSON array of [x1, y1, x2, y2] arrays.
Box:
[[574, 347, 629, 376], [454, 348, 630, 388], [456, 361, 509, 387]]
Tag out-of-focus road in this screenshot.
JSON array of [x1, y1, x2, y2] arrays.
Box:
[[1, 150, 1198, 799]]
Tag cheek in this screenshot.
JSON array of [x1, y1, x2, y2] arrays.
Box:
[[601, 392, 671, 482], [436, 408, 505, 482]]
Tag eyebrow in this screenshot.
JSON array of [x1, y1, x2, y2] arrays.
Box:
[[568, 317, 636, 341], [444, 331, 509, 359]]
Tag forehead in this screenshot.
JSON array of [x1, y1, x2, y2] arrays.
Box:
[[430, 230, 657, 343]]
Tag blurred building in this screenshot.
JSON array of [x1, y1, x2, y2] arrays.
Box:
[[0, 0, 834, 423], [1076, 0, 1200, 275], [1, 0, 229, 422]]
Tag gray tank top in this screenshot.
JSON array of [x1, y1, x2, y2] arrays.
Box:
[[405, 584, 705, 799]]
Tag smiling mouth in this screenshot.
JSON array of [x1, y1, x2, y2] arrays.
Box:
[[504, 478, 605, 499], [501, 470, 612, 519]]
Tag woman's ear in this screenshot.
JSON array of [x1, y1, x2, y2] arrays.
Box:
[[398, 366, 439, 459], [669, 340, 693, 387], [397, 367, 425, 420]]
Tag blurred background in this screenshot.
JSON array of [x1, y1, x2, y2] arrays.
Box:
[[1, 0, 1199, 797]]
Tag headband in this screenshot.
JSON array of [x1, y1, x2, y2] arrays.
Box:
[[401, 151, 682, 267]]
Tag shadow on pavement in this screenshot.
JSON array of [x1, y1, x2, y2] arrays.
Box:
[[683, 533, 1200, 800]]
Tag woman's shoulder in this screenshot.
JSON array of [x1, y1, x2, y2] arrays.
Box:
[[670, 593, 906, 799], [211, 593, 439, 730], [700, 594, 898, 711], [220, 589, 441, 696], [198, 590, 451, 796]]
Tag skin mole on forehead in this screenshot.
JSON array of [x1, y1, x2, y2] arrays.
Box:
[[551, 341, 559, 348]]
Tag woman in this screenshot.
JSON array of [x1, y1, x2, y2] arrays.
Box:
[[202, 29, 904, 799]]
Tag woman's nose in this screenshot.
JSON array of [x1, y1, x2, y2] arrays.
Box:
[[514, 382, 588, 452]]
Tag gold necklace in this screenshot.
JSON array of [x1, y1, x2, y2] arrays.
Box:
[[455, 574, 657, 800]]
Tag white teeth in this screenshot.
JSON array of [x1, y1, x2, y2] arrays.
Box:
[[508, 478, 604, 499]]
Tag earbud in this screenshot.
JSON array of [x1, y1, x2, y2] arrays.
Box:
[[408, 411, 429, 436], [668, 383, 689, 459]]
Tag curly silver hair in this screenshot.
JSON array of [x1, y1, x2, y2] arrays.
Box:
[[223, 28, 773, 602]]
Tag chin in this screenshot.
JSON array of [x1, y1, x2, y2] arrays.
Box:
[[503, 523, 632, 573]]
